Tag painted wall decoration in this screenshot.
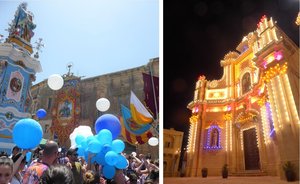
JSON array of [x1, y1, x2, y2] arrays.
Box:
[[7, 71, 24, 102], [242, 72, 251, 94], [58, 100, 72, 119]]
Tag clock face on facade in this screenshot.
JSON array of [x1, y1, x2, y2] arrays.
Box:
[[10, 77, 22, 92]]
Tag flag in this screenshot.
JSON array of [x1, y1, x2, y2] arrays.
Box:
[[120, 104, 153, 145], [142, 73, 159, 119], [130, 91, 153, 125], [121, 104, 151, 135]]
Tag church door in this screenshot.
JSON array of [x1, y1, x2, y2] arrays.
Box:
[[243, 128, 260, 170]]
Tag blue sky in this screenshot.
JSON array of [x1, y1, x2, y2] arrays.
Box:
[[0, 0, 159, 84]]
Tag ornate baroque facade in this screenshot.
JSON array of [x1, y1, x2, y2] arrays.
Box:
[[186, 16, 299, 179]]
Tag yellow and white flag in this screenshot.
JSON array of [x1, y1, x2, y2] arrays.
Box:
[[130, 91, 153, 125]]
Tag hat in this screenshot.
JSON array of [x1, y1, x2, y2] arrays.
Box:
[[66, 147, 78, 156]]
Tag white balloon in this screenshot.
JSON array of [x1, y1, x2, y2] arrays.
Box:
[[96, 98, 110, 112], [148, 137, 159, 146], [47, 74, 64, 90]]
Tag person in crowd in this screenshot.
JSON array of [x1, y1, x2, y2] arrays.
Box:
[[22, 140, 59, 184], [83, 170, 101, 184], [66, 147, 84, 184], [0, 156, 14, 184], [9, 146, 20, 159], [11, 150, 28, 184], [0, 152, 8, 157], [40, 165, 74, 184]]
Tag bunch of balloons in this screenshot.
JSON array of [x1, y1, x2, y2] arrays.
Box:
[[71, 114, 127, 179]]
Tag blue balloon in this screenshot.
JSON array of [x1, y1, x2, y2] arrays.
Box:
[[75, 135, 85, 145], [111, 139, 125, 153], [86, 136, 96, 145], [80, 140, 88, 150], [101, 144, 111, 155], [25, 152, 32, 163], [96, 129, 112, 145], [115, 154, 128, 169], [105, 151, 118, 166], [13, 118, 43, 149], [77, 145, 85, 157], [87, 139, 102, 153], [95, 152, 106, 165], [103, 165, 116, 179], [36, 109, 47, 119], [94, 114, 121, 139]]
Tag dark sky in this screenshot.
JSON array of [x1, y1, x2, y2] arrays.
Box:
[[163, 0, 299, 148]]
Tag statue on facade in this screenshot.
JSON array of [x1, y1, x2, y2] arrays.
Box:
[[211, 129, 219, 147], [8, 2, 36, 42]]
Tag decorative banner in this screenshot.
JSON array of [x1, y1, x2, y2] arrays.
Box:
[[142, 73, 159, 119], [51, 79, 80, 146]]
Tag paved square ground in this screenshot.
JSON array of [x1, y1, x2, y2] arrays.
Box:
[[164, 177, 299, 184]]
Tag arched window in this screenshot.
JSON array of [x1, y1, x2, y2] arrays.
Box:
[[242, 72, 251, 94]]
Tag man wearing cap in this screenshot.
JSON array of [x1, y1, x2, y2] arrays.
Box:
[[22, 140, 59, 184], [66, 147, 84, 184]]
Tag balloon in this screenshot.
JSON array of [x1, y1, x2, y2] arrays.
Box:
[[96, 129, 112, 145], [96, 98, 110, 112], [88, 139, 102, 153], [47, 74, 64, 90], [75, 135, 85, 145], [77, 145, 85, 157], [101, 144, 111, 155], [94, 114, 121, 139], [111, 139, 125, 153], [36, 109, 47, 119], [95, 152, 106, 165], [105, 151, 118, 166], [103, 165, 116, 179], [86, 136, 96, 145], [25, 152, 32, 163], [148, 137, 159, 146], [13, 118, 43, 149], [115, 154, 128, 169], [69, 126, 94, 147]]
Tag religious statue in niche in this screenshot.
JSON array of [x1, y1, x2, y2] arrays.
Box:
[[242, 72, 251, 94], [210, 128, 219, 147], [58, 100, 72, 118]]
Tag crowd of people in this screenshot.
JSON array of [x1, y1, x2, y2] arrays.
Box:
[[0, 141, 159, 184]]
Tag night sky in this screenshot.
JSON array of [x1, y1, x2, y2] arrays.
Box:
[[163, 0, 299, 148]]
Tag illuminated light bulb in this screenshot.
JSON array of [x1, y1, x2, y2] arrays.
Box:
[[275, 52, 283, 61]]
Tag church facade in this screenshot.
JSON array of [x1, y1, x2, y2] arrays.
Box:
[[186, 16, 299, 179]]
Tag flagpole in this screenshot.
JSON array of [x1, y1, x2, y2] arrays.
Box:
[[149, 62, 158, 120], [149, 61, 159, 137]]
